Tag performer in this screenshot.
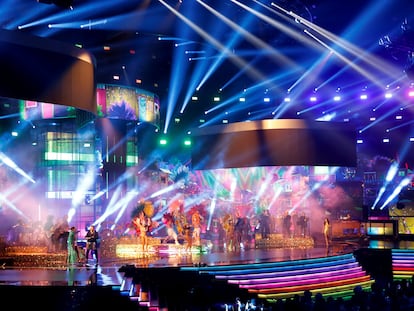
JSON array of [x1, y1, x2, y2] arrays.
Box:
[[43, 215, 55, 252], [402, 217, 411, 234], [85, 225, 99, 265], [162, 213, 179, 245], [133, 211, 152, 252], [323, 217, 330, 247], [234, 211, 247, 250], [191, 210, 204, 246], [222, 213, 235, 251], [259, 209, 271, 239], [172, 202, 187, 237], [67, 226, 79, 266], [298, 212, 309, 237], [283, 211, 292, 238], [51, 216, 70, 251], [183, 223, 192, 252]]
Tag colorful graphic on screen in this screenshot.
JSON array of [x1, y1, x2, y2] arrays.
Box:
[[21, 100, 76, 120], [20, 84, 160, 129], [105, 85, 138, 120], [96, 84, 160, 127]]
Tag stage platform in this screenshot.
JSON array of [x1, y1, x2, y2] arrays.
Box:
[[0, 238, 413, 310]]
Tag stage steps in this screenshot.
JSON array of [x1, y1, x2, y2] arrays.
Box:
[[181, 253, 374, 301], [392, 248, 414, 280]]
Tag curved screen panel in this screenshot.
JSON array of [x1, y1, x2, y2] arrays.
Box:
[[96, 84, 160, 127], [191, 119, 357, 169]]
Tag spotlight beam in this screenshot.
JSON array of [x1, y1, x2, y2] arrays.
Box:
[[303, 29, 385, 90], [271, 2, 403, 84], [0, 152, 35, 184], [159, 0, 273, 89]]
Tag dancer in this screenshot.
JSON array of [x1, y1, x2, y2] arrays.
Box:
[[191, 210, 203, 246], [323, 217, 330, 247], [85, 225, 99, 265], [162, 213, 179, 245], [133, 211, 152, 252], [183, 223, 192, 252], [283, 211, 292, 238], [67, 226, 79, 266], [222, 213, 235, 251], [298, 212, 309, 237], [259, 209, 271, 239]]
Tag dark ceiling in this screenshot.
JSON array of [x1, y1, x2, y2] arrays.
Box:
[[3, 0, 414, 138]]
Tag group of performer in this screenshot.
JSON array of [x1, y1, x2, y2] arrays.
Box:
[[67, 224, 99, 266], [129, 198, 313, 252], [5, 214, 100, 266], [4, 199, 314, 257], [131, 199, 205, 252], [5, 215, 71, 252]]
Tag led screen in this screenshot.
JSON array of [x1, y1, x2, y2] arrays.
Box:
[[20, 84, 160, 129], [96, 84, 160, 126]]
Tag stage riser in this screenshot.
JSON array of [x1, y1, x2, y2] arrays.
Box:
[[392, 249, 414, 280]]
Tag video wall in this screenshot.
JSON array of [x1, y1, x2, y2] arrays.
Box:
[[389, 189, 414, 234], [96, 84, 160, 127], [20, 84, 160, 128]]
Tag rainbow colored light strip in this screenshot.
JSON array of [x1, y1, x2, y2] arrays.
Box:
[[181, 253, 355, 275], [236, 270, 367, 289], [219, 262, 360, 281], [180, 253, 374, 301], [260, 279, 374, 300], [392, 249, 414, 280], [249, 275, 372, 294]]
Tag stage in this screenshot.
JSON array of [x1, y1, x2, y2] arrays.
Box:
[[0, 237, 413, 310], [0, 234, 365, 285]]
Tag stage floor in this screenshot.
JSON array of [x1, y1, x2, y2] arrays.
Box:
[[0, 237, 408, 288]]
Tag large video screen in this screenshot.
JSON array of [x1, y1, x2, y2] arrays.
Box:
[[96, 84, 160, 126], [20, 84, 160, 128]]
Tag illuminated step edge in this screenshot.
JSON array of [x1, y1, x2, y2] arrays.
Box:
[[392, 266, 414, 271], [392, 249, 414, 253], [392, 270, 414, 276], [392, 252, 414, 256], [392, 259, 414, 264], [391, 252, 414, 260], [264, 283, 373, 301], [393, 274, 414, 279]]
